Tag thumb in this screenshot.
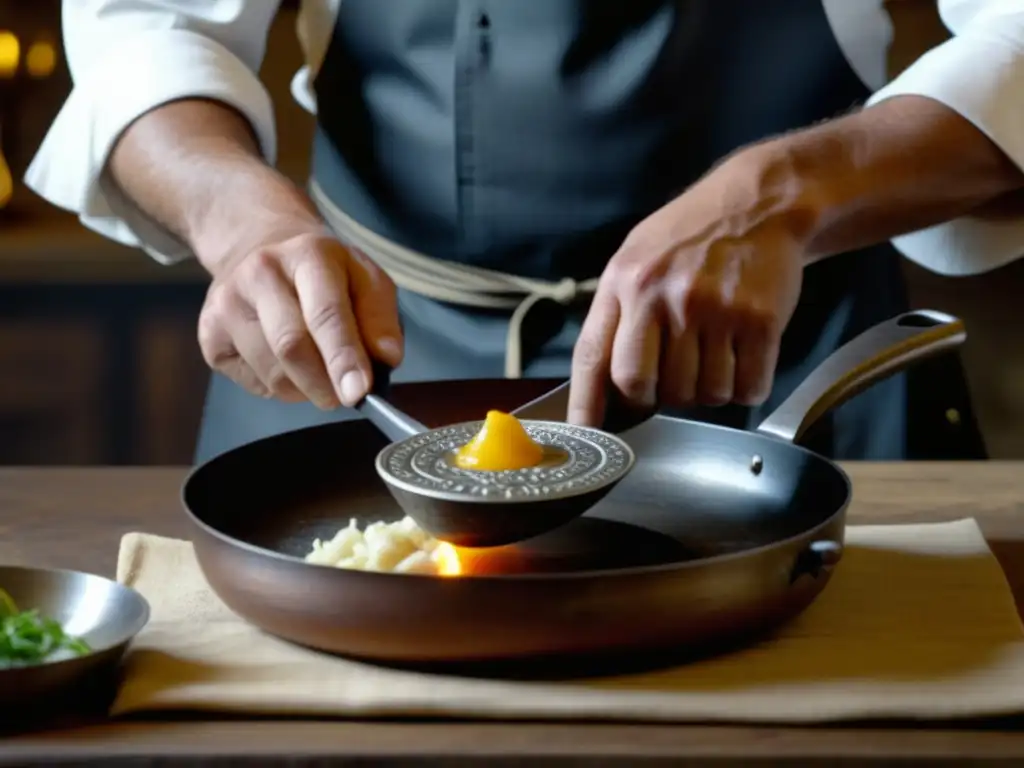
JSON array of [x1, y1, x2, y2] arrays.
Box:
[[345, 247, 404, 369]]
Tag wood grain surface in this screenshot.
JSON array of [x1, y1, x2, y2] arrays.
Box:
[[2, 461, 1024, 765]]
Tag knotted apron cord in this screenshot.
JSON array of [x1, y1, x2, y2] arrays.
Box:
[[310, 180, 599, 379]]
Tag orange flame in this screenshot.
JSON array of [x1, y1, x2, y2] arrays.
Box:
[[434, 542, 462, 577]]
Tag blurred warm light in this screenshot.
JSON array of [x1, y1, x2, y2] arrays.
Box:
[[26, 40, 56, 78], [0, 30, 19, 78], [434, 542, 462, 577], [0, 145, 12, 210]]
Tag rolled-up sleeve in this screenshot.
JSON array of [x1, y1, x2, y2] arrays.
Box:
[[866, 0, 1024, 276], [24, 1, 282, 265]]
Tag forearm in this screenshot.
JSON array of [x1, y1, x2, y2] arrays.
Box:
[[742, 95, 1024, 264], [109, 99, 321, 274]]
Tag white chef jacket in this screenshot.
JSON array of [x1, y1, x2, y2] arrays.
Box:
[[22, 0, 1024, 277]]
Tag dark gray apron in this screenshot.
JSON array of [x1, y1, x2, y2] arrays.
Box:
[[196, 0, 985, 464]]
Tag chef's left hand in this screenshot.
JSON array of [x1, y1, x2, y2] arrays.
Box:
[[568, 148, 807, 426]]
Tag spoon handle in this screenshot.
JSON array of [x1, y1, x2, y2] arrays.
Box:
[[511, 380, 652, 434], [356, 361, 429, 443], [510, 380, 571, 422]]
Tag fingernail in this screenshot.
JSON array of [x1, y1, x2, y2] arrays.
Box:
[[376, 336, 402, 365], [340, 370, 368, 405], [313, 391, 340, 410]]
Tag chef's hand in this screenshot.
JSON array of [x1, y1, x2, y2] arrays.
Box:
[[197, 218, 403, 410], [568, 149, 806, 426]]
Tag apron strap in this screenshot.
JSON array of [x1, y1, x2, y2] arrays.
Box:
[[309, 180, 599, 378]]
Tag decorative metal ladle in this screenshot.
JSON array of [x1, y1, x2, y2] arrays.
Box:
[[357, 375, 636, 548]]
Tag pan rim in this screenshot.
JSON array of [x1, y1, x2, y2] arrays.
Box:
[[181, 417, 854, 583]]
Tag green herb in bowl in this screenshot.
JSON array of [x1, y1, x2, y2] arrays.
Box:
[[0, 587, 91, 669]]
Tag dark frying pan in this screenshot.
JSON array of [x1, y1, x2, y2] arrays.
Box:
[[182, 310, 964, 665]]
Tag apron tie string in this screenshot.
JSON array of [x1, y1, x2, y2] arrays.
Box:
[[310, 181, 599, 378]]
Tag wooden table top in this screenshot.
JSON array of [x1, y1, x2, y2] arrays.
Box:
[[3, 463, 1024, 765]]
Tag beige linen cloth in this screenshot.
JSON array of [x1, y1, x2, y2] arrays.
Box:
[[111, 519, 1024, 722]]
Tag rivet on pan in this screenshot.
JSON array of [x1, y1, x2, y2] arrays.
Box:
[[750, 454, 764, 475], [945, 408, 961, 426]]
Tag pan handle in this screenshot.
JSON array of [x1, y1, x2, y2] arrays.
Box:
[[790, 540, 844, 584], [754, 309, 966, 445]]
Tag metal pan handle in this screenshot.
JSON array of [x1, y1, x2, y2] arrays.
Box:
[[754, 309, 966, 445]]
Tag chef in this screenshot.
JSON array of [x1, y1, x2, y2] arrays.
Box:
[[26, 1, 1024, 463]]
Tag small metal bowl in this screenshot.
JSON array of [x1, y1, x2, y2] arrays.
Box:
[[0, 566, 150, 714], [376, 419, 636, 547]]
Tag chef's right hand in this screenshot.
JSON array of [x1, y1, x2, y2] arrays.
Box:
[[196, 221, 403, 410]]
